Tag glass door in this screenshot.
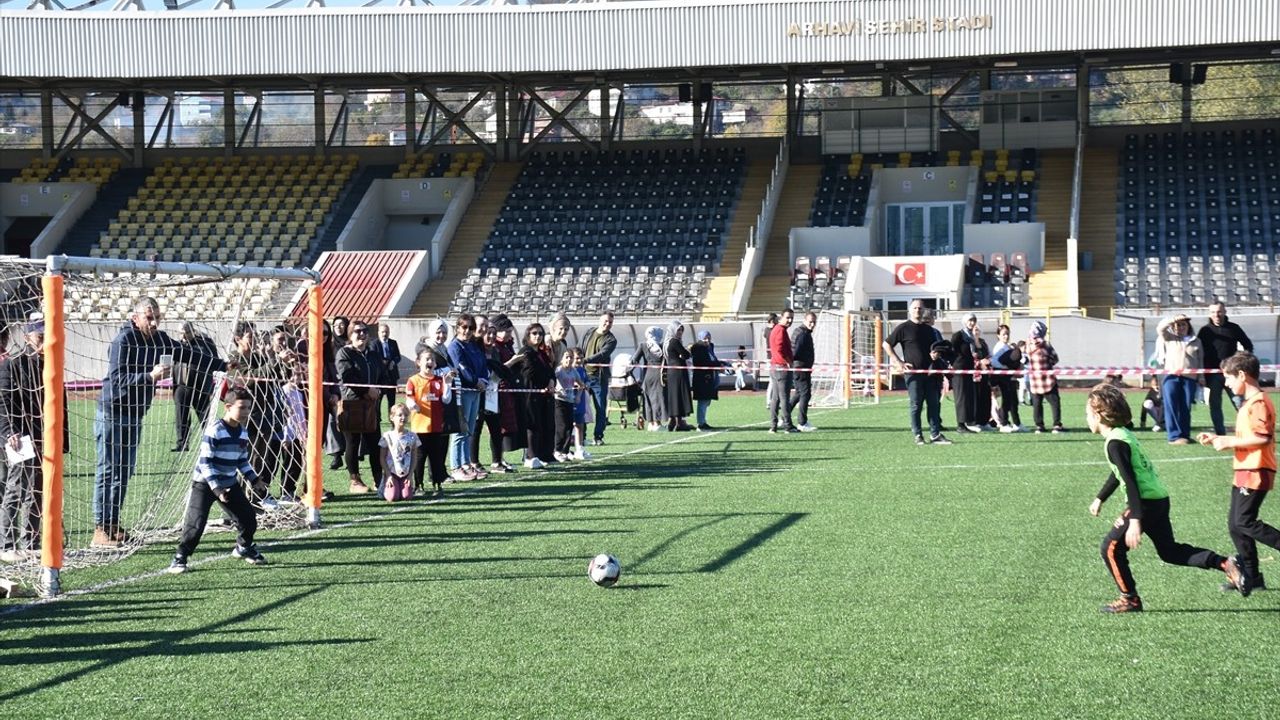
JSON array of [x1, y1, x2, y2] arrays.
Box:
[[886, 202, 965, 256]]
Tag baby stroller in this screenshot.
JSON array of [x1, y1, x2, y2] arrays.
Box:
[[608, 354, 643, 430]]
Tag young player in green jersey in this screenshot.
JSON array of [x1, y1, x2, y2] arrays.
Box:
[[1086, 384, 1245, 613]]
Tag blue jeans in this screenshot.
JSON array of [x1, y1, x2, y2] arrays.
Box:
[[589, 377, 609, 442], [1162, 375, 1198, 442], [696, 399, 711, 426], [94, 406, 143, 529], [450, 389, 480, 469], [905, 374, 942, 438]]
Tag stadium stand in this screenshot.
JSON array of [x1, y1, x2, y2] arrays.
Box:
[[10, 155, 123, 187], [788, 255, 849, 311], [392, 150, 488, 179], [90, 154, 358, 266], [448, 146, 747, 315], [1114, 127, 1280, 307], [973, 148, 1039, 224]]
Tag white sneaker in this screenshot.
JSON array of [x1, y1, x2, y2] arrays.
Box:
[[964, 424, 984, 433], [999, 424, 1017, 433], [528, 457, 546, 469], [259, 496, 280, 511], [573, 450, 591, 460], [1151, 425, 1162, 432], [797, 424, 818, 432], [553, 451, 570, 462]]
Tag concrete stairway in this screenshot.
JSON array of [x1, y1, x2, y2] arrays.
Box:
[[745, 164, 821, 313], [1027, 149, 1073, 308], [407, 162, 522, 317], [700, 158, 771, 320], [1076, 147, 1119, 314]]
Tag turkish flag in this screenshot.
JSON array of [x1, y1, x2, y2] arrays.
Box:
[[894, 263, 926, 285]]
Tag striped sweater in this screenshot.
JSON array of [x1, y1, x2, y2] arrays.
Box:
[[193, 418, 257, 491]]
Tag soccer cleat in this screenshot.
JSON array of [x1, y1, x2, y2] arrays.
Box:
[[166, 555, 189, 574], [1222, 556, 1250, 597], [1222, 572, 1267, 594], [930, 434, 953, 446], [1100, 595, 1143, 613], [232, 544, 267, 566], [914, 434, 926, 446]]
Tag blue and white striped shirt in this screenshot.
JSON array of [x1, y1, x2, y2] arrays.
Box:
[[193, 419, 257, 491]]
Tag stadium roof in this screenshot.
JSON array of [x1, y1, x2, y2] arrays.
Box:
[[3, 0, 1280, 88]]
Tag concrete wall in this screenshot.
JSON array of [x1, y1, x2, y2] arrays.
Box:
[[876, 166, 973, 205], [1, 182, 98, 259], [789, 227, 873, 267], [962, 222, 1045, 272]]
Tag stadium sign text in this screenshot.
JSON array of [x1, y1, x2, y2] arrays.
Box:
[[787, 16, 993, 37]]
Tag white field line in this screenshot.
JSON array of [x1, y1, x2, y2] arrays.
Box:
[[0, 405, 846, 616]]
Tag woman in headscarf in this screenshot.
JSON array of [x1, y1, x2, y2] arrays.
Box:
[[631, 326, 667, 431], [690, 329, 724, 431], [472, 319, 518, 474], [663, 320, 694, 431], [507, 322, 557, 467], [1154, 313, 1202, 445], [417, 318, 452, 374]]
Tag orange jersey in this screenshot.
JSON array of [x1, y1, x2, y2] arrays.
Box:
[[1233, 391, 1276, 481], [405, 373, 448, 434]]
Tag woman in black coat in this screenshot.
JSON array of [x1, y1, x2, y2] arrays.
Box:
[[663, 320, 694, 431], [506, 323, 556, 467], [689, 329, 723, 431]]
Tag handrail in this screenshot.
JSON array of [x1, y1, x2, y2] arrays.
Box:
[[728, 137, 788, 314]]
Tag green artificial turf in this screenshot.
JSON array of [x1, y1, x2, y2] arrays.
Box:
[[2, 390, 1279, 719]]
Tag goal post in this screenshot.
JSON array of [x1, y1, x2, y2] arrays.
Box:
[[27, 255, 323, 597]]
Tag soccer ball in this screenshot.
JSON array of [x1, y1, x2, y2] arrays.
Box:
[[588, 553, 621, 587]]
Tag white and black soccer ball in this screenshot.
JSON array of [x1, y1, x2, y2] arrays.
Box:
[[588, 553, 621, 587]]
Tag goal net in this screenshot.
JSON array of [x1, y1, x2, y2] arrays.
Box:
[[0, 256, 323, 597], [808, 310, 855, 408], [847, 311, 882, 405]]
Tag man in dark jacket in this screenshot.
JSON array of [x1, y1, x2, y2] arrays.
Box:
[[375, 323, 402, 420], [1197, 302, 1254, 435], [172, 321, 220, 453], [581, 312, 617, 445], [0, 318, 67, 562], [791, 312, 818, 432], [94, 297, 225, 548]]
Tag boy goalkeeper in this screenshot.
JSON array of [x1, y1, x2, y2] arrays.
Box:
[[167, 387, 268, 574]]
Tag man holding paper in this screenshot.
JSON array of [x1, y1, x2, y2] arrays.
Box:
[[0, 316, 67, 562], [93, 297, 225, 548]]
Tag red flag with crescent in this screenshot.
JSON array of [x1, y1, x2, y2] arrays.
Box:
[[894, 263, 926, 285]]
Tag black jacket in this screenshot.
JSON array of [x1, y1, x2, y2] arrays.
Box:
[[791, 326, 815, 369], [0, 348, 69, 449], [1197, 320, 1253, 370]]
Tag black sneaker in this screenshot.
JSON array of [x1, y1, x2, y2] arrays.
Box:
[[166, 555, 189, 574], [784, 426, 801, 434], [930, 434, 953, 445], [232, 544, 268, 566], [914, 434, 926, 446], [955, 425, 977, 434]]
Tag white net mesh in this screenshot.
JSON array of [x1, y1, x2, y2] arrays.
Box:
[[809, 310, 852, 409], [0, 259, 316, 587], [848, 312, 881, 405]]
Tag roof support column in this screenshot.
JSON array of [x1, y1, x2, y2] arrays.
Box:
[[404, 86, 416, 160], [132, 93, 145, 168], [786, 76, 798, 140], [599, 81, 610, 152], [496, 85, 511, 161], [313, 87, 326, 156], [223, 89, 235, 157], [40, 91, 54, 161]]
